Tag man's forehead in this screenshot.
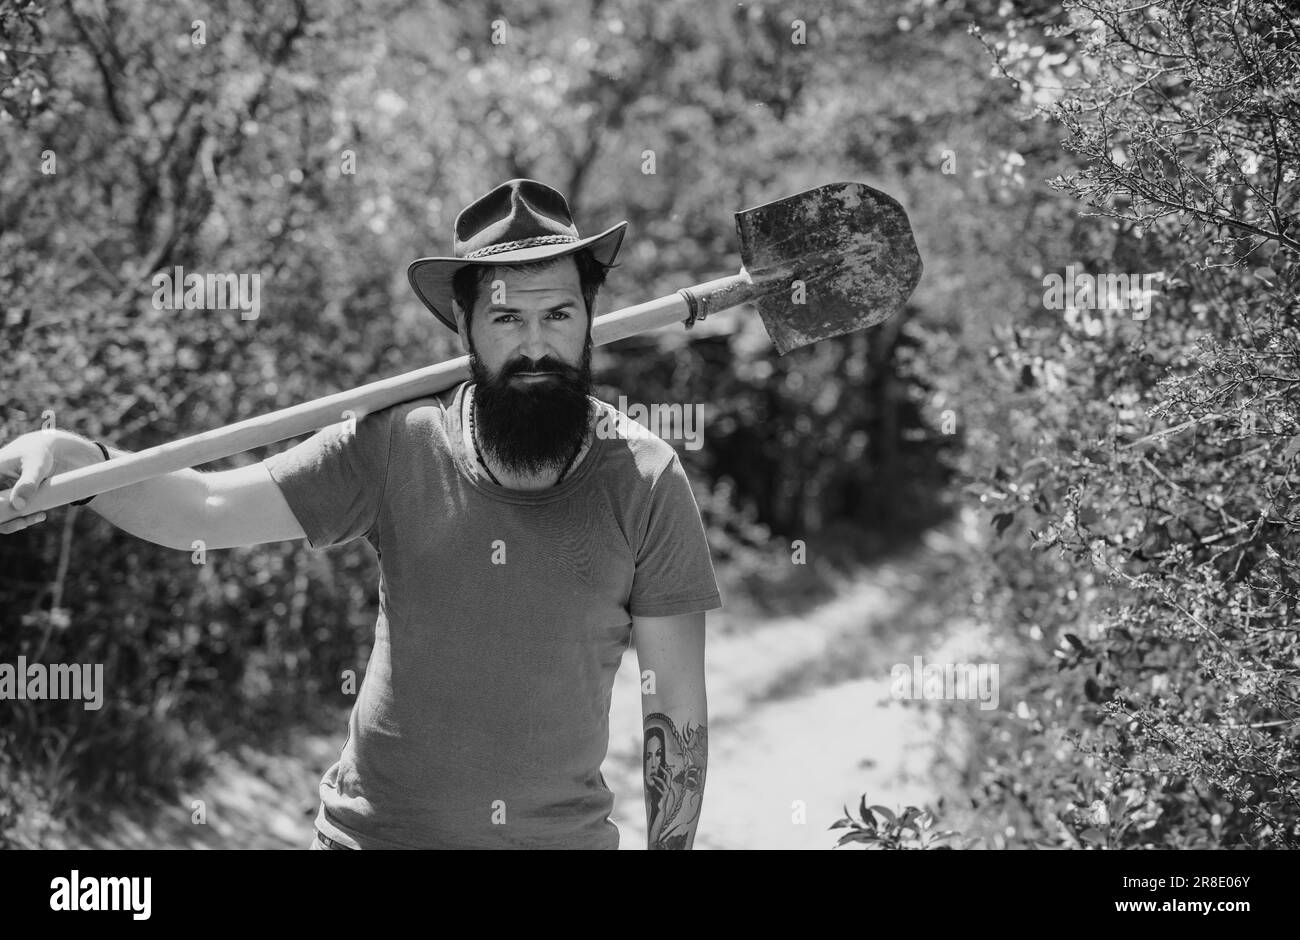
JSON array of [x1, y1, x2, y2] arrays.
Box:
[[481, 268, 583, 309], [489, 257, 579, 285], [492, 282, 579, 297]]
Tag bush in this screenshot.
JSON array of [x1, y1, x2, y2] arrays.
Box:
[[935, 0, 1300, 849]]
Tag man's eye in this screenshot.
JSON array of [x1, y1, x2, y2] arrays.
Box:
[[491, 312, 573, 322]]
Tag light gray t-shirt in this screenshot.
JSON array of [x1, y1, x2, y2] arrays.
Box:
[[263, 381, 722, 848]]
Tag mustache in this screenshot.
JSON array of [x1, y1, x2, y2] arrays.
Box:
[[499, 356, 581, 380]]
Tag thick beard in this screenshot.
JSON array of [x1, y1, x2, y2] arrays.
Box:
[[469, 335, 593, 478]]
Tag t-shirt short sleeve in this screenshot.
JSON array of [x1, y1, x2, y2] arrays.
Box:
[[628, 453, 723, 618], [263, 409, 394, 549]]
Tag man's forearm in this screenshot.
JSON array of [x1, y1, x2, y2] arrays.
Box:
[[52, 431, 208, 550], [642, 708, 708, 850]]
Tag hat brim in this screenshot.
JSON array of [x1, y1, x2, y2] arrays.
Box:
[[407, 221, 628, 333]]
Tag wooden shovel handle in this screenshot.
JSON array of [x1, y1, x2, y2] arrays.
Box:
[[1, 272, 755, 521]]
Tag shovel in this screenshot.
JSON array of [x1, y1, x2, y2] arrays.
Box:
[[0, 180, 922, 520]]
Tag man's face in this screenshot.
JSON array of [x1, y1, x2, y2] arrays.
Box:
[[459, 258, 594, 477]]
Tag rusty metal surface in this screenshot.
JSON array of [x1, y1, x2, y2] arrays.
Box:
[[736, 181, 923, 355]]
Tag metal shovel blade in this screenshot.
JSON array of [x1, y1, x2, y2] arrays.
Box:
[[736, 181, 923, 355]]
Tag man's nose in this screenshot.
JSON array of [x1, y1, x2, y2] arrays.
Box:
[[519, 318, 551, 361]]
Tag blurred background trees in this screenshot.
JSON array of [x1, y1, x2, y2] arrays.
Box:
[[1, 0, 1294, 848]]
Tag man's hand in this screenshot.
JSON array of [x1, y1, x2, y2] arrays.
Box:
[[0, 430, 99, 533], [1, 430, 305, 550]]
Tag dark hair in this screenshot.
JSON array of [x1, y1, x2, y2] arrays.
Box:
[[645, 726, 666, 759], [451, 248, 614, 330]]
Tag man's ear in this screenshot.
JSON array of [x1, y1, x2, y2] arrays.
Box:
[[452, 301, 472, 354]]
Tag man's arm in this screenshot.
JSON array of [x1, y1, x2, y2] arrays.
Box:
[[633, 610, 708, 850], [0, 429, 305, 549]]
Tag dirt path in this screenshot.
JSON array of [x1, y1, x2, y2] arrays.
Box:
[[602, 563, 949, 850]]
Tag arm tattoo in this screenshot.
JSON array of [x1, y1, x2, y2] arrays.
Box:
[[643, 711, 707, 850]]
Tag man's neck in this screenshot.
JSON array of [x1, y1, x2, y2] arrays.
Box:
[[464, 385, 594, 491]]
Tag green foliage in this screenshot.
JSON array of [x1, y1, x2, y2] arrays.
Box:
[[830, 796, 975, 849], [941, 0, 1300, 849], [0, 0, 48, 126]]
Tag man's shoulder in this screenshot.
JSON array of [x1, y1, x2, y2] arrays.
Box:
[[590, 397, 679, 485], [364, 386, 458, 432]]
